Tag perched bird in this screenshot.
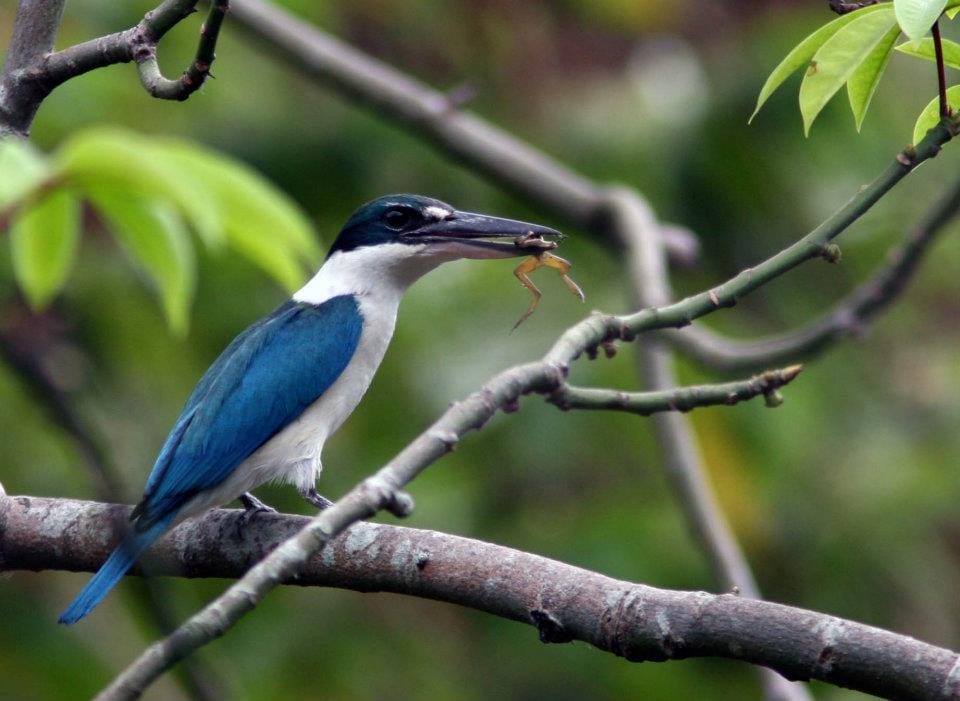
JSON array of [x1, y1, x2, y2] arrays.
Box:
[[59, 194, 562, 624]]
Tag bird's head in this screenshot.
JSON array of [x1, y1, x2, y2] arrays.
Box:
[[297, 195, 564, 302], [330, 194, 561, 260]]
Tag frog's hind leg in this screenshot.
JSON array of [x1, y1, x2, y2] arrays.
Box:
[[539, 253, 586, 302], [512, 256, 543, 331]]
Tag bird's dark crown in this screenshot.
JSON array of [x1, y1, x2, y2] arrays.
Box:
[[327, 194, 453, 257]]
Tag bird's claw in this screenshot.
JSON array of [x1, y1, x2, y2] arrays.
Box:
[[303, 488, 334, 511], [236, 492, 278, 537]]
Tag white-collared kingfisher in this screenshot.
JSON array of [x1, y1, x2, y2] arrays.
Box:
[[59, 194, 562, 624]]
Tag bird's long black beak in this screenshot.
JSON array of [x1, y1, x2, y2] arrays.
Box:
[[403, 210, 564, 257]]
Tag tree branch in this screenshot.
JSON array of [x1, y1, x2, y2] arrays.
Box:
[[550, 357, 802, 415], [3, 495, 958, 701], [660, 175, 960, 373], [226, 0, 699, 265], [0, 0, 67, 137], [0, 0, 228, 136]]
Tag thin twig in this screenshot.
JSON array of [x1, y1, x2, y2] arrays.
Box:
[[137, 1, 229, 100], [91, 120, 955, 700], [660, 175, 960, 373], [933, 21, 950, 119], [549, 365, 802, 414], [4, 496, 959, 701]]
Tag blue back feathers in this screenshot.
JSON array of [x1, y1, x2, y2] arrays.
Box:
[[133, 294, 364, 527]]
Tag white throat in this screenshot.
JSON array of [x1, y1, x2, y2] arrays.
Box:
[[293, 242, 441, 306]]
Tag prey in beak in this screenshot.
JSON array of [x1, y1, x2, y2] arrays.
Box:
[[402, 206, 584, 328], [402, 208, 565, 259]]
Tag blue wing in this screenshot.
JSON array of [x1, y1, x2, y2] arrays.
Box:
[[132, 295, 364, 527]]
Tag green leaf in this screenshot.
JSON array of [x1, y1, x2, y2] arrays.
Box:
[[895, 36, 960, 67], [56, 128, 222, 248], [750, 3, 892, 123], [894, 0, 947, 41], [149, 140, 320, 290], [9, 188, 80, 309], [799, 9, 900, 135], [847, 24, 902, 130], [912, 84, 960, 143], [0, 137, 52, 211], [87, 188, 196, 335], [946, 0, 960, 19]]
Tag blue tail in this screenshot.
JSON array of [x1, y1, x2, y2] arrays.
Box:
[[58, 515, 173, 625]]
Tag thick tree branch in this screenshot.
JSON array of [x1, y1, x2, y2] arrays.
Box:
[[0, 0, 67, 136], [226, 0, 699, 265], [0, 0, 227, 136], [660, 175, 960, 373], [3, 495, 958, 701]]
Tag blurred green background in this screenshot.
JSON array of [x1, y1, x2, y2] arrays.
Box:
[[3, 1, 960, 699]]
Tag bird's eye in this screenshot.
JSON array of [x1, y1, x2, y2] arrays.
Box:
[[384, 208, 414, 230]]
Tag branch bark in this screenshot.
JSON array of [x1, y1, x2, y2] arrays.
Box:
[[0, 0, 227, 137], [3, 495, 958, 701], [549, 365, 801, 414]]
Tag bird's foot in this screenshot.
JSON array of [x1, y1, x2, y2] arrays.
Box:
[[303, 488, 333, 511], [236, 492, 278, 536]]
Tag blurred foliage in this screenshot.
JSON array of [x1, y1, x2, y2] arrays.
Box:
[[2, 1, 960, 700], [0, 129, 319, 334]]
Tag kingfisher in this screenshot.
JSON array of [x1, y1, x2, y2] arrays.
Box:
[[58, 194, 562, 624]]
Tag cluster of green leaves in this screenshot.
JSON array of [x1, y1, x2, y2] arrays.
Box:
[[751, 0, 960, 139], [0, 128, 320, 334]]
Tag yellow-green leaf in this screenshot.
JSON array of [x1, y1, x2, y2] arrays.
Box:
[[894, 0, 947, 41], [87, 188, 196, 335], [895, 36, 960, 67], [847, 24, 902, 130], [912, 84, 960, 143], [799, 9, 900, 135], [56, 128, 222, 248], [10, 188, 80, 309], [750, 3, 893, 123], [0, 137, 52, 211], [946, 0, 960, 19], [149, 140, 319, 290]]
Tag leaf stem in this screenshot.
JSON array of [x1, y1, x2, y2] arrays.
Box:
[[933, 21, 949, 118]]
